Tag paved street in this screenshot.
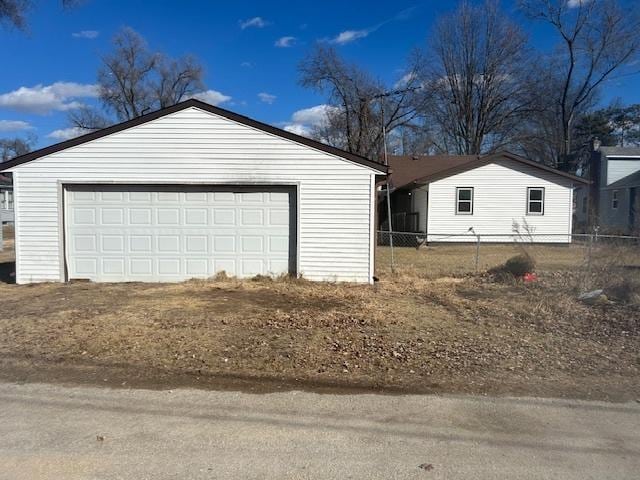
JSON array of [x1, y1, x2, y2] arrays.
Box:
[[0, 382, 638, 479]]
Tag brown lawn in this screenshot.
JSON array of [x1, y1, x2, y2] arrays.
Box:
[[0, 225, 638, 401]]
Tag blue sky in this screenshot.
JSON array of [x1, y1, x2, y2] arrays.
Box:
[[1, 0, 639, 148]]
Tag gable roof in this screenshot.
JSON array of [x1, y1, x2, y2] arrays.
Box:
[[0, 99, 387, 174], [388, 151, 589, 189]]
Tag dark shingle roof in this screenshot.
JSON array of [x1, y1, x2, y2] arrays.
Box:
[[388, 155, 479, 189], [388, 152, 588, 189]]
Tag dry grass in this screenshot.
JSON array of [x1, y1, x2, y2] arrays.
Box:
[[376, 244, 588, 278], [0, 226, 639, 401]]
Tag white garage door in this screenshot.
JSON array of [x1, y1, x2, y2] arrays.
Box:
[[65, 185, 294, 282]]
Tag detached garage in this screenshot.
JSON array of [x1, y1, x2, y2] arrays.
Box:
[[1, 99, 386, 284]]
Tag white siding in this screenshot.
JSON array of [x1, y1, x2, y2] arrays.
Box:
[[606, 158, 640, 185], [426, 159, 574, 243], [10, 107, 377, 284]]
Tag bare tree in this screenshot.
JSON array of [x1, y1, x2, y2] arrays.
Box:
[[0, 0, 80, 29], [98, 27, 159, 121], [70, 27, 205, 130], [299, 45, 424, 160], [0, 135, 34, 162], [519, 0, 640, 169], [67, 105, 111, 131], [422, 0, 537, 155], [156, 55, 204, 108]]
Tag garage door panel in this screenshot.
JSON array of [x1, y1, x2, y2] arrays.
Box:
[[73, 208, 95, 225], [101, 235, 125, 253], [65, 185, 293, 282], [130, 208, 152, 225], [130, 258, 153, 275]]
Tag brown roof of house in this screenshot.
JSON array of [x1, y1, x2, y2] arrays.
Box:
[[388, 152, 589, 189], [0, 99, 387, 174], [388, 155, 479, 189]]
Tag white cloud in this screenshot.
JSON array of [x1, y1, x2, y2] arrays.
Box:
[[0, 120, 32, 132], [258, 92, 276, 104], [72, 30, 99, 39], [394, 72, 417, 89], [330, 29, 372, 45], [47, 126, 91, 141], [275, 36, 296, 47], [283, 104, 338, 136], [0, 82, 99, 114], [240, 61, 253, 68], [283, 124, 309, 136], [240, 17, 268, 29], [190, 90, 232, 105], [567, 0, 587, 7], [328, 7, 417, 45]]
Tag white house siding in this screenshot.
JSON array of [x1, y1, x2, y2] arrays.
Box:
[[425, 159, 574, 243], [606, 158, 640, 185], [10, 107, 377, 284]]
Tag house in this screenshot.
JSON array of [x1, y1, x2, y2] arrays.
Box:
[[0, 173, 13, 224], [382, 152, 588, 243], [574, 144, 640, 234], [0, 99, 386, 284]]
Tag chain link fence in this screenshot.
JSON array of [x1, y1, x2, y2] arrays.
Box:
[[376, 230, 640, 290]]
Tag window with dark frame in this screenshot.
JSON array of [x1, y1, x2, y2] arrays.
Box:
[[456, 187, 473, 215], [527, 187, 544, 215], [582, 196, 587, 214], [612, 190, 619, 209]]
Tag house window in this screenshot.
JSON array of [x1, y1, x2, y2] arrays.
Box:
[[527, 187, 544, 215], [1, 190, 11, 210], [582, 196, 587, 214], [612, 190, 619, 209], [456, 187, 473, 215]]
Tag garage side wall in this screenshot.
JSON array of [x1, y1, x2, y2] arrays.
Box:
[[11, 107, 375, 284], [426, 159, 574, 243]]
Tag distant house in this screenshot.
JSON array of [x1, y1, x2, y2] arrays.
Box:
[[574, 145, 640, 234], [0, 174, 13, 224], [382, 152, 588, 243]]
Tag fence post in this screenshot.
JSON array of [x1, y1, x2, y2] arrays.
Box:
[[386, 195, 395, 273], [586, 233, 593, 279], [475, 234, 481, 273]]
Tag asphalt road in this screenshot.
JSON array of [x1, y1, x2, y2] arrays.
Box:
[[0, 382, 638, 479]]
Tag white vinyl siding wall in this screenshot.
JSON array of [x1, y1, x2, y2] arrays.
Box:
[[605, 158, 640, 185], [10, 107, 377, 284], [425, 159, 574, 243]]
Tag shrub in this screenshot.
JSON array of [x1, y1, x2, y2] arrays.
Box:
[[605, 276, 640, 304], [504, 254, 536, 277]]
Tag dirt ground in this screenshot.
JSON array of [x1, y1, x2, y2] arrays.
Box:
[[0, 225, 639, 401]]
